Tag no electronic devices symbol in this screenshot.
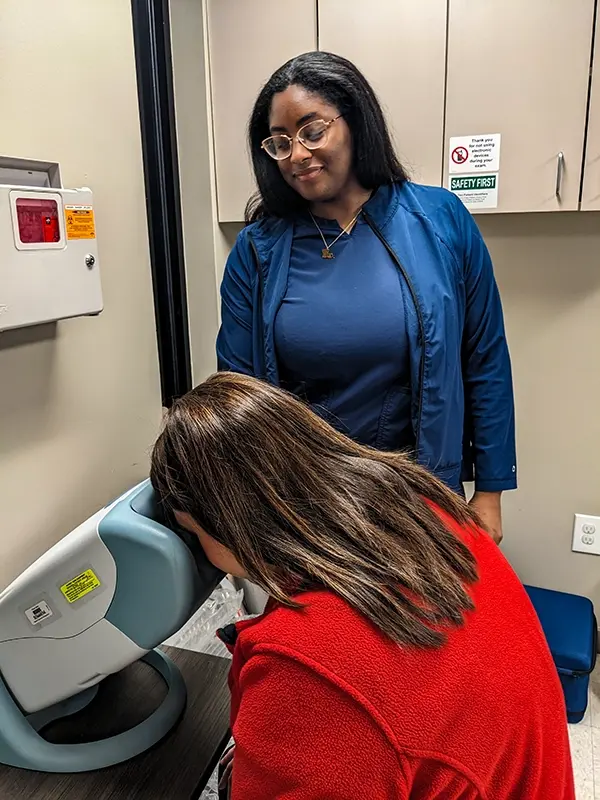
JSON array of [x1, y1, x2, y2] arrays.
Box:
[[451, 146, 469, 165]]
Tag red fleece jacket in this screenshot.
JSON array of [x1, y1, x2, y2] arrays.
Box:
[[222, 509, 574, 799]]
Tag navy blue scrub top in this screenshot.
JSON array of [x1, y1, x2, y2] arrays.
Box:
[[274, 214, 414, 452]]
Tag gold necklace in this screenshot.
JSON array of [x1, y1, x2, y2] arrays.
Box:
[[309, 211, 362, 259]]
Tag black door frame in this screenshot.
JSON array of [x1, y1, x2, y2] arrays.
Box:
[[131, 0, 191, 407]]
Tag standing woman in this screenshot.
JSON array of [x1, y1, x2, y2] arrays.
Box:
[[217, 51, 516, 541]]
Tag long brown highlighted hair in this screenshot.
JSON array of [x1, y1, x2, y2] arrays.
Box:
[[151, 372, 479, 648]]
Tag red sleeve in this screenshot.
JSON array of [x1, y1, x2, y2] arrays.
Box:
[[230, 650, 408, 800]]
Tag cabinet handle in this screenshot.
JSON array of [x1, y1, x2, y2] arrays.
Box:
[[555, 151, 565, 198]]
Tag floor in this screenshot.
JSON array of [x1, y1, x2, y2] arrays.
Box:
[[569, 663, 600, 799]]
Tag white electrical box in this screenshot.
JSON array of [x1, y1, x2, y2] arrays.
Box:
[[0, 156, 103, 332]]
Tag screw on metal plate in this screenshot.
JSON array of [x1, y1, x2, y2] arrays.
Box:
[[85, 254, 96, 269]]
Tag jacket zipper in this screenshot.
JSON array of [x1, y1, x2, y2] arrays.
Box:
[[363, 212, 425, 452]]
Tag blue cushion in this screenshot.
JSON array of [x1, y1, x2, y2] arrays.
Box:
[[525, 585, 596, 674]]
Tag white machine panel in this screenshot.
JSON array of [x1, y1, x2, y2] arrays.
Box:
[[0, 508, 118, 643], [0, 620, 147, 713], [0, 488, 140, 713], [0, 157, 103, 332]]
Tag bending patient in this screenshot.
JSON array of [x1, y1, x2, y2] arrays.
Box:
[[151, 372, 573, 800]]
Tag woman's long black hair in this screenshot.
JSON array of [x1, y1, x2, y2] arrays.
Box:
[[245, 51, 408, 223]]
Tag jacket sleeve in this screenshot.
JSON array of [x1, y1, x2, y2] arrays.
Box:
[[230, 650, 408, 800], [216, 231, 256, 375], [452, 196, 517, 492]]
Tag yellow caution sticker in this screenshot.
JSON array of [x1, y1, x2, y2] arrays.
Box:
[[60, 569, 101, 604], [65, 205, 96, 240]]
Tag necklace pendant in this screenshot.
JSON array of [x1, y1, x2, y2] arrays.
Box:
[[321, 248, 335, 259]]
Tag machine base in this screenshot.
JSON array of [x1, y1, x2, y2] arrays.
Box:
[[27, 684, 100, 733], [0, 649, 186, 773]]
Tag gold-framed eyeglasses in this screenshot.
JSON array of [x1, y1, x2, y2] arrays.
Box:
[[261, 116, 342, 161]]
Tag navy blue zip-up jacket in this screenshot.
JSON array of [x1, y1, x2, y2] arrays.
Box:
[[217, 182, 517, 493]]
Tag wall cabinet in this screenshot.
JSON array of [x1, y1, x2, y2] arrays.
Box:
[[445, 0, 596, 213], [207, 0, 316, 223], [318, 0, 447, 187], [206, 0, 599, 220], [582, 9, 600, 211]]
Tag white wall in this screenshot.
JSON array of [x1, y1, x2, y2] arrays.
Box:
[[0, 1, 163, 587]]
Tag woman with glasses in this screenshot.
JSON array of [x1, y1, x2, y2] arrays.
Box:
[[150, 372, 573, 800], [217, 51, 516, 543]]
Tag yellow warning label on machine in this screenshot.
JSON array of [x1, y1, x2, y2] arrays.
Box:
[[60, 569, 101, 603], [65, 205, 96, 240]]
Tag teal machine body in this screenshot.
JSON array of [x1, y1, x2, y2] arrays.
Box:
[[0, 480, 223, 772]]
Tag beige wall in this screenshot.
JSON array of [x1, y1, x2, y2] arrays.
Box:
[[0, 2, 163, 587], [169, 0, 221, 382], [479, 212, 600, 609], [169, 0, 245, 376]]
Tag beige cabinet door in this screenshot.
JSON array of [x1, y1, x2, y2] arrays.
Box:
[[582, 10, 600, 211], [445, 0, 596, 213], [318, 0, 447, 187], [207, 0, 316, 222]]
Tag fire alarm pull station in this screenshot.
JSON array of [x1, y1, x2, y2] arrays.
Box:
[[0, 156, 103, 332]]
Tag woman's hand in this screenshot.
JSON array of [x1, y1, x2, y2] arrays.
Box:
[[469, 491, 503, 544], [219, 744, 235, 792]]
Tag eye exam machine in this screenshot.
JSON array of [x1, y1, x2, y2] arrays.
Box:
[[0, 480, 224, 773]]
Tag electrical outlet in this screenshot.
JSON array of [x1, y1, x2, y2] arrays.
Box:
[[572, 514, 600, 555]]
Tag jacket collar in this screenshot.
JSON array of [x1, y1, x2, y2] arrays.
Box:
[[248, 182, 404, 257], [361, 182, 402, 230]]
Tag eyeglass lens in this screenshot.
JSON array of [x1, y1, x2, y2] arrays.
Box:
[[263, 119, 330, 160]]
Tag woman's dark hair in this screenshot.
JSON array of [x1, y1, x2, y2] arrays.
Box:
[[151, 372, 480, 649], [245, 51, 408, 223]]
